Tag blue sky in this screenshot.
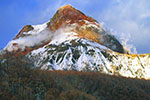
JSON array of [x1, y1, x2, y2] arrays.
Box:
[[0, 0, 150, 54]]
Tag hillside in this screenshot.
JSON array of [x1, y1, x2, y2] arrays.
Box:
[[0, 56, 150, 100]]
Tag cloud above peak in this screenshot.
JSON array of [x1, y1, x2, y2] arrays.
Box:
[[98, 0, 150, 53]]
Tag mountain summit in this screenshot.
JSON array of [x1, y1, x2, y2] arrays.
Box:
[[2, 5, 150, 79], [49, 5, 100, 31], [5, 5, 124, 54], [49, 5, 125, 53]]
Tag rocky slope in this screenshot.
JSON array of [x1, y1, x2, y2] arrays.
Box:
[[2, 5, 150, 79]]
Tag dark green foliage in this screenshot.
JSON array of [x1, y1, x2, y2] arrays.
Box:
[[0, 52, 150, 100]]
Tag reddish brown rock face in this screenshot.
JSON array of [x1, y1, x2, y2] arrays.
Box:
[[15, 25, 34, 39], [49, 5, 99, 31], [12, 5, 102, 56], [48, 5, 125, 53]]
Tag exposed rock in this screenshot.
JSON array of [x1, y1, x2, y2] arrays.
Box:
[[48, 5, 125, 53], [14, 25, 34, 39], [49, 5, 99, 31]]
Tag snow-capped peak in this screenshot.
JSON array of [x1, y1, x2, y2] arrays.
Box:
[[2, 5, 150, 80]]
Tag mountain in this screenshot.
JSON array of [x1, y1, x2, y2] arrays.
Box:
[[2, 5, 150, 79]]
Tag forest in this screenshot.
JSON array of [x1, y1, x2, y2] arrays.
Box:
[[0, 53, 150, 100]]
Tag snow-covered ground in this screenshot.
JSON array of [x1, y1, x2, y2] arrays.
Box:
[[28, 36, 150, 79]]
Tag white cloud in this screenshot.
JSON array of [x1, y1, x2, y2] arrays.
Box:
[[99, 0, 150, 53], [140, 13, 150, 19], [5, 29, 52, 52], [5, 24, 77, 52]]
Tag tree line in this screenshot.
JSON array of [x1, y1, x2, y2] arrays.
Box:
[[0, 51, 150, 100]]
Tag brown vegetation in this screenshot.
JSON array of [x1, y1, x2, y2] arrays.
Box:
[[0, 53, 150, 100]]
